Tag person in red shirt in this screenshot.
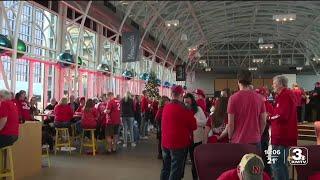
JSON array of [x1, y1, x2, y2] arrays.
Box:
[[96, 94, 108, 139], [204, 97, 229, 144], [140, 90, 150, 139], [160, 85, 197, 180], [54, 97, 73, 128], [151, 97, 159, 128], [105, 92, 121, 153], [217, 153, 271, 180], [81, 99, 99, 130], [0, 90, 19, 148], [270, 75, 298, 180], [155, 96, 170, 159], [227, 70, 267, 146], [292, 83, 304, 123], [194, 89, 207, 114], [14, 90, 32, 122]]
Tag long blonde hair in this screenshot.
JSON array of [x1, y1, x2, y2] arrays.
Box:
[[124, 91, 132, 102]]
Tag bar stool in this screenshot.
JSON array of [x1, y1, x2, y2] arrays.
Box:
[[80, 129, 96, 156], [0, 146, 14, 180], [54, 128, 71, 155], [42, 144, 51, 168]]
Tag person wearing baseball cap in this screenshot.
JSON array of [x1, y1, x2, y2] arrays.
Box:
[[194, 89, 207, 114], [160, 85, 197, 180], [217, 153, 271, 180]]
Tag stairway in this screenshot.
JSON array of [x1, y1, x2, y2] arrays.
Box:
[[298, 123, 316, 141]]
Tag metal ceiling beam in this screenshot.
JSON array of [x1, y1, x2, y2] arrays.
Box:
[[186, 2, 207, 45]]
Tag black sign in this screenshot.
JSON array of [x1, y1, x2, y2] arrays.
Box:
[[122, 31, 140, 63], [176, 64, 186, 81]]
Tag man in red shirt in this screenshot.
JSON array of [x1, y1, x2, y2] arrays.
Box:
[[292, 83, 304, 123], [0, 89, 19, 148], [270, 75, 298, 180], [160, 85, 197, 180], [217, 153, 271, 180], [227, 70, 267, 146], [105, 92, 121, 153], [140, 90, 150, 139]]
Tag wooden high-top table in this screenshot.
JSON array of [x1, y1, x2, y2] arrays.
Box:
[[11, 121, 42, 179]]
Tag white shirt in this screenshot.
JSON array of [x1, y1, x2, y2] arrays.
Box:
[[193, 106, 207, 143]]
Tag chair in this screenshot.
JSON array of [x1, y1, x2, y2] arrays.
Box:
[[295, 145, 320, 180], [194, 143, 261, 180], [0, 146, 14, 180], [80, 129, 96, 156], [42, 144, 51, 168], [54, 128, 72, 155]]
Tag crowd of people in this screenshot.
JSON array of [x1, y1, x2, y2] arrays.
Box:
[[0, 89, 162, 154], [159, 70, 320, 180], [0, 69, 320, 180]]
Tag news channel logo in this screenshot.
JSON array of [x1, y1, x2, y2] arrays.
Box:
[[288, 147, 308, 165]]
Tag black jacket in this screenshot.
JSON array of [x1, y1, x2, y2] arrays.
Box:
[[121, 98, 135, 117]]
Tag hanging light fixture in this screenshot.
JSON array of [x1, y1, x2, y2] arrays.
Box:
[[259, 44, 274, 49], [273, 14, 296, 22], [252, 58, 263, 63], [248, 67, 258, 71]]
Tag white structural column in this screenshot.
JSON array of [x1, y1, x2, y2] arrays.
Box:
[[43, 64, 49, 106], [74, 1, 92, 96], [28, 61, 35, 98], [10, 1, 25, 93]]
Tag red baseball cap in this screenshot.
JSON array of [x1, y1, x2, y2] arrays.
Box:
[[194, 89, 205, 98], [171, 85, 184, 95]]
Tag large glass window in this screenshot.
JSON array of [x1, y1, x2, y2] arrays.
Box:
[[65, 24, 96, 69], [16, 59, 28, 82]]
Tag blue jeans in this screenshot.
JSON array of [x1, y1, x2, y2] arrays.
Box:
[[140, 113, 149, 137], [122, 117, 135, 144], [271, 145, 289, 180], [160, 147, 188, 180]]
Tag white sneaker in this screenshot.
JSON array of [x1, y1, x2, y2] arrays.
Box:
[[131, 143, 136, 147], [123, 144, 127, 148]]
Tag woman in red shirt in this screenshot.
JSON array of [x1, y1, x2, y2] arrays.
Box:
[[14, 90, 32, 123], [155, 96, 170, 159], [0, 90, 19, 148], [81, 99, 99, 130], [54, 97, 73, 128], [96, 94, 108, 139], [204, 97, 229, 144]]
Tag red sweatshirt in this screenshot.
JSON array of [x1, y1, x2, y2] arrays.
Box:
[[14, 99, 32, 121], [141, 96, 149, 113], [271, 88, 298, 146], [161, 100, 197, 149], [54, 104, 73, 123], [81, 108, 99, 129]]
